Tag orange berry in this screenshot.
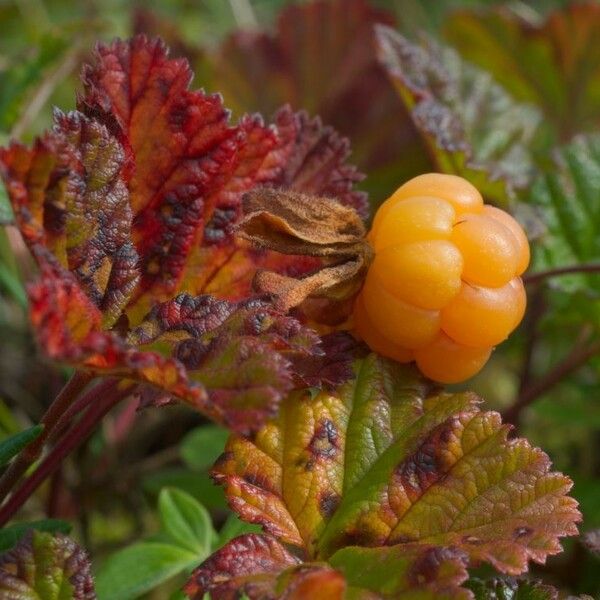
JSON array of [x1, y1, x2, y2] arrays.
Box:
[[441, 278, 527, 348], [414, 333, 492, 384], [451, 214, 520, 287], [362, 270, 440, 349], [482, 205, 530, 275], [371, 172, 483, 237], [371, 241, 463, 310], [354, 173, 530, 384], [370, 196, 455, 251], [353, 293, 413, 363]]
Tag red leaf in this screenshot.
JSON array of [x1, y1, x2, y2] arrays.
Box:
[[0, 35, 367, 431], [29, 254, 205, 408], [0, 531, 95, 599], [184, 533, 300, 600], [185, 533, 347, 600]]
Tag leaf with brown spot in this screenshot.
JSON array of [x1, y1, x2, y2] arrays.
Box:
[[184, 533, 347, 600], [127, 293, 322, 433], [210, 354, 579, 589], [0, 35, 366, 431], [0, 530, 95, 599], [375, 25, 541, 206]]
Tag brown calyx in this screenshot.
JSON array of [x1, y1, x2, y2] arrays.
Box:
[[237, 188, 373, 314]]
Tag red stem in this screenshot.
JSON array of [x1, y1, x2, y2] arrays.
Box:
[[523, 262, 600, 285], [503, 337, 600, 426], [0, 371, 93, 502], [0, 381, 133, 526], [46, 378, 122, 446]]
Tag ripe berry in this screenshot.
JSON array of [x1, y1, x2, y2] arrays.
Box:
[[354, 173, 529, 384]]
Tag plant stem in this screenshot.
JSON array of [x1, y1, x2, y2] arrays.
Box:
[[504, 335, 600, 426], [0, 371, 93, 502], [0, 380, 133, 526], [523, 262, 600, 285], [46, 378, 120, 446]]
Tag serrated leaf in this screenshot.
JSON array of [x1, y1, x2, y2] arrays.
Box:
[[128, 293, 321, 433], [0, 424, 43, 467], [526, 134, 600, 294], [466, 577, 558, 600], [375, 25, 541, 206], [444, 4, 600, 141], [158, 488, 216, 555], [0, 530, 95, 599], [95, 542, 197, 600], [0, 35, 365, 433], [186, 533, 470, 600], [203, 355, 579, 598], [330, 544, 471, 599], [185, 533, 348, 600], [0, 520, 72, 553], [181, 425, 230, 472]]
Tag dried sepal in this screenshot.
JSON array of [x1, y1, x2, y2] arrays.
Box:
[[238, 188, 372, 311]]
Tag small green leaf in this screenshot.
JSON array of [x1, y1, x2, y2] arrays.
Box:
[[0, 424, 43, 467], [158, 488, 216, 555], [142, 468, 227, 510], [0, 181, 13, 225], [95, 542, 197, 600], [0, 519, 72, 553], [180, 425, 229, 472]]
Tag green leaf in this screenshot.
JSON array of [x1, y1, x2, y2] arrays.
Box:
[[0, 519, 72, 553], [0, 530, 94, 599], [180, 425, 229, 472], [467, 577, 558, 600], [330, 544, 470, 599], [444, 4, 600, 142], [0, 424, 43, 467], [375, 25, 541, 206], [0, 181, 13, 224], [95, 542, 197, 600], [526, 134, 600, 293], [142, 468, 227, 511], [158, 487, 216, 555], [202, 355, 580, 598]]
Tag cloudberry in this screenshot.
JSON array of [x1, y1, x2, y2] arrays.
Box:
[[354, 173, 529, 384]]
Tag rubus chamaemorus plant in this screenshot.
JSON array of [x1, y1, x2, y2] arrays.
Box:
[[0, 33, 581, 600]]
